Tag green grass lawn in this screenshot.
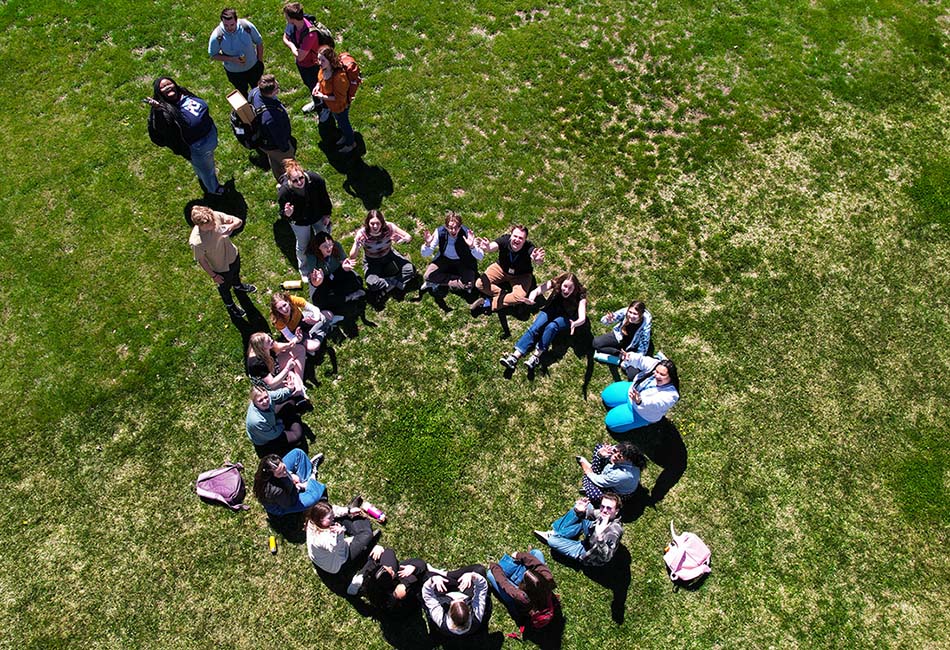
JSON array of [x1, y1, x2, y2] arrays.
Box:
[[0, 0, 947, 648]]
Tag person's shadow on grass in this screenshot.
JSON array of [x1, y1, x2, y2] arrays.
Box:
[[272, 219, 299, 276], [532, 324, 595, 397], [549, 545, 631, 624], [611, 418, 687, 505]]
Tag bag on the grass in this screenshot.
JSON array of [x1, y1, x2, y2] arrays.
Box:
[[195, 463, 249, 510], [663, 520, 710, 586]]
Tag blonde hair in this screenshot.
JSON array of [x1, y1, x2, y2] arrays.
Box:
[[248, 333, 276, 374], [191, 205, 216, 226]]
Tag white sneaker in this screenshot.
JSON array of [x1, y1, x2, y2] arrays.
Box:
[[301, 100, 316, 113], [346, 573, 364, 596]]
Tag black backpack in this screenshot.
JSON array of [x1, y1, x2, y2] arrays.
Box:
[[303, 14, 334, 48], [229, 99, 288, 150]]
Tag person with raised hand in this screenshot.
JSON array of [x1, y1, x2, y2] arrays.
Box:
[[601, 355, 680, 433], [499, 272, 587, 371], [277, 158, 332, 281], [419, 211, 483, 295], [593, 300, 653, 365], [348, 210, 415, 296], [470, 224, 545, 316]]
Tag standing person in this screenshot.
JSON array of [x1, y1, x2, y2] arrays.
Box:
[[533, 494, 624, 566], [147, 77, 224, 195], [348, 210, 416, 295], [208, 7, 264, 98], [499, 272, 587, 371], [471, 224, 545, 316], [601, 354, 680, 433], [593, 300, 653, 362], [189, 206, 256, 319], [419, 211, 484, 295], [576, 442, 645, 502], [281, 2, 332, 113], [312, 46, 357, 153], [248, 75, 295, 181], [422, 566, 491, 640], [277, 159, 332, 280]]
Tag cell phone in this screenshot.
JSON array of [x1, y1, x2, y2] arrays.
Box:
[[574, 455, 583, 465]]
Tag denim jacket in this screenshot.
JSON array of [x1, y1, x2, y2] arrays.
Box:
[[600, 308, 652, 354]]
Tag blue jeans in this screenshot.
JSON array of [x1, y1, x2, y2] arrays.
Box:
[[486, 550, 545, 610], [601, 381, 651, 433], [189, 125, 220, 193], [515, 312, 568, 355], [332, 106, 355, 146], [547, 509, 590, 560], [264, 448, 327, 516]]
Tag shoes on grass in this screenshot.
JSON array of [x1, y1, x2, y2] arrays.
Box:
[[234, 283, 256, 293], [226, 304, 246, 319]]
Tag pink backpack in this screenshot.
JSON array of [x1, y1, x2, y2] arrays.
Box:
[[663, 520, 711, 586], [195, 463, 249, 511]]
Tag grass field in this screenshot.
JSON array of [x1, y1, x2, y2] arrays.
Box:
[[0, 0, 947, 648]]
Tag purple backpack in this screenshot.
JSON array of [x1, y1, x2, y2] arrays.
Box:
[[195, 463, 249, 511]]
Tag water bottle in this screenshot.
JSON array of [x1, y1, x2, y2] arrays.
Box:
[[362, 500, 387, 523], [593, 352, 621, 366]]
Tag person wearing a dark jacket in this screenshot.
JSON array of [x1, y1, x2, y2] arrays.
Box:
[[252, 450, 325, 516], [487, 550, 560, 637], [248, 74, 295, 181], [419, 211, 484, 296], [277, 158, 333, 281], [353, 544, 430, 611]]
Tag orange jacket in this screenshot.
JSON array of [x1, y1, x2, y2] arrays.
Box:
[[317, 68, 350, 113]]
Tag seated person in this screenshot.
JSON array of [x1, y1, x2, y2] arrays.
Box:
[[348, 209, 415, 295], [487, 550, 559, 636], [246, 331, 306, 396], [306, 498, 378, 575], [422, 565, 490, 639], [534, 494, 623, 567], [601, 354, 680, 433], [419, 211, 483, 294], [245, 384, 304, 458], [353, 544, 430, 610], [593, 300, 653, 367], [270, 291, 332, 356], [252, 449, 326, 516], [500, 272, 587, 370], [577, 442, 646, 502], [470, 224, 544, 316], [307, 231, 365, 313]]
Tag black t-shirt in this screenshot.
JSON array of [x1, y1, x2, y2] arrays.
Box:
[[494, 234, 535, 276]]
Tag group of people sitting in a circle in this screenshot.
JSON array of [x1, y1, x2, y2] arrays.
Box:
[[233, 207, 681, 642]]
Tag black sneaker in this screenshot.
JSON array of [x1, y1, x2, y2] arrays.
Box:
[[346, 494, 364, 510], [226, 304, 246, 318], [500, 354, 518, 370], [310, 453, 325, 476], [235, 283, 257, 293]]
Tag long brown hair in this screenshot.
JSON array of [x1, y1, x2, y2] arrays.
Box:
[[269, 292, 299, 325], [551, 272, 586, 312], [621, 300, 646, 337]]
